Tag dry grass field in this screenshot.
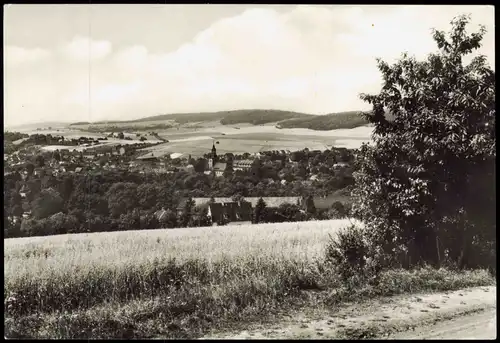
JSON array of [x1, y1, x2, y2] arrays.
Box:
[[5, 220, 355, 310], [4, 218, 493, 339], [5, 219, 354, 279], [4, 220, 356, 338]]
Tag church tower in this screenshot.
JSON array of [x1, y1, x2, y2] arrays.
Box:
[[211, 142, 217, 162], [208, 142, 217, 170]]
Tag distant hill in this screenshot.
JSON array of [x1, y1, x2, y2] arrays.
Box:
[[277, 111, 370, 131], [69, 109, 372, 131], [219, 110, 312, 125], [5, 121, 71, 131], [70, 121, 91, 125], [141, 112, 225, 124], [71, 109, 313, 126]]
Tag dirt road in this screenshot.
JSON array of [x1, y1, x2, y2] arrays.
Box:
[[391, 308, 496, 339], [202, 286, 496, 340]]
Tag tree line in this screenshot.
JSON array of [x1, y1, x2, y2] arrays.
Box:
[[4, 151, 354, 238]]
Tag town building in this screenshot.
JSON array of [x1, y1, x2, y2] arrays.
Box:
[[184, 197, 303, 209], [207, 143, 218, 170], [154, 208, 170, 221], [207, 201, 253, 225], [206, 142, 228, 176], [213, 162, 227, 177], [233, 160, 253, 171], [135, 151, 162, 165], [333, 162, 350, 169]]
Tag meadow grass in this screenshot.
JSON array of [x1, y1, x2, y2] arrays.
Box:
[[4, 219, 494, 339]]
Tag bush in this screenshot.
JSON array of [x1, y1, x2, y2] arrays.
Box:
[[20, 219, 48, 237], [4, 218, 22, 238], [327, 201, 351, 219], [80, 214, 110, 233], [159, 209, 178, 229], [140, 214, 160, 230], [325, 225, 369, 282], [47, 213, 79, 235]]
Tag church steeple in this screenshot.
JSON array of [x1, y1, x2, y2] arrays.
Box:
[[211, 141, 217, 162]]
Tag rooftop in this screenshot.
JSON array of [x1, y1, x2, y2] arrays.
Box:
[[233, 159, 253, 166], [180, 197, 302, 209], [213, 162, 227, 171]]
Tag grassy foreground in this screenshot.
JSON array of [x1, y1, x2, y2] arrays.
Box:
[[4, 219, 495, 339]]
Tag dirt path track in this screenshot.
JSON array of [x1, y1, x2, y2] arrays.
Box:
[[391, 308, 496, 339], [202, 286, 496, 340]]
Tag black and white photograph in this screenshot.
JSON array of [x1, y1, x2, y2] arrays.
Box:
[[4, 4, 495, 339]]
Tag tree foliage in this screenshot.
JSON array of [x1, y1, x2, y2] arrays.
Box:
[[26, 163, 35, 176], [106, 182, 139, 218], [180, 197, 195, 227], [31, 188, 64, 219], [304, 195, 316, 217], [53, 150, 61, 162], [35, 155, 45, 168], [253, 197, 267, 224], [159, 209, 178, 229], [352, 15, 495, 271]]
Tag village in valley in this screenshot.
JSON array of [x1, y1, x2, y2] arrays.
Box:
[[4, 127, 356, 236], [5, 5, 495, 340]]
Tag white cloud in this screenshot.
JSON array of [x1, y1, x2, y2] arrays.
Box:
[[62, 35, 112, 61], [112, 45, 148, 70], [4, 5, 495, 126], [4, 46, 51, 66]]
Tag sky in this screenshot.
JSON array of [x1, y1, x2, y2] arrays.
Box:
[[3, 4, 495, 127]]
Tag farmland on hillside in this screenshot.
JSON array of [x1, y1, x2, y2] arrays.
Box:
[[278, 111, 370, 131], [68, 109, 369, 131], [141, 135, 331, 157], [137, 125, 373, 157], [72, 109, 313, 126], [219, 110, 312, 125], [69, 120, 176, 132], [5, 219, 357, 338], [64, 110, 375, 154], [14, 128, 102, 138]]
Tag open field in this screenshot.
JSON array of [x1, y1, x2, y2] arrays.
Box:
[[12, 123, 373, 156], [5, 219, 494, 339], [7, 117, 374, 156], [5, 219, 355, 338], [138, 125, 374, 157], [19, 129, 104, 138], [65, 110, 374, 154], [71, 119, 178, 128], [10, 125, 160, 141], [5, 219, 357, 284], [5, 122, 72, 132], [9, 125, 105, 138], [147, 122, 374, 140], [7, 126, 163, 152], [39, 139, 163, 153], [140, 136, 331, 157]]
